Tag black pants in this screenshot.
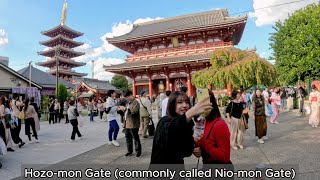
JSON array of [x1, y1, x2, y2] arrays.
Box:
[[49, 113, 55, 124], [55, 110, 61, 123], [0, 122, 5, 145], [70, 119, 82, 140], [25, 118, 38, 141], [99, 111, 104, 119], [125, 128, 141, 154], [64, 114, 69, 123], [10, 118, 23, 144]]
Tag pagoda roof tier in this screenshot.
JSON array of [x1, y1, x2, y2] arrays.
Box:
[[38, 46, 85, 58], [47, 68, 87, 77], [41, 25, 83, 39], [39, 35, 84, 48], [106, 9, 246, 44], [104, 53, 211, 71], [36, 57, 86, 67]]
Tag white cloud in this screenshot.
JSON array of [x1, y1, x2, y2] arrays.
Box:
[[249, 0, 318, 26], [90, 57, 125, 81], [260, 52, 266, 58], [0, 29, 8, 47], [74, 17, 162, 62]]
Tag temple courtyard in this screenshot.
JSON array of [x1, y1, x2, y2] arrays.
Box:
[[0, 109, 319, 179]]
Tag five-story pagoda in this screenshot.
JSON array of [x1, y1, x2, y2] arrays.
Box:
[[37, 0, 87, 80]]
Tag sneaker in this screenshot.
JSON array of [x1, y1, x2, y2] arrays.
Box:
[[35, 139, 40, 143], [262, 136, 268, 140], [79, 136, 83, 140], [136, 152, 142, 157], [7, 148, 14, 152], [257, 139, 264, 144], [232, 146, 238, 150], [125, 152, 132, 156], [239, 145, 244, 149], [108, 141, 112, 145], [19, 141, 25, 148], [112, 140, 120, 147], [316, 125, 318, 127], [70, 139, 76, 142], [274, 122, 279, 124], [29, 140, 34, 144]]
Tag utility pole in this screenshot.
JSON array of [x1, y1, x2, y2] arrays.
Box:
[[55, 47, 60, 99], [91, 60, 94, 79], [29, 61, 32, 87]]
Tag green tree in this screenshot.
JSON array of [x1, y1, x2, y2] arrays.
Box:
[[111, 75, 129, 92], [192, 47, 278, 89], [270, 4, 320, 84], [57, 83, 68, 103]]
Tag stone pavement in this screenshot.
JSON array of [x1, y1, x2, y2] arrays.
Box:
[[3, 109, 320, 179], [0, 114, 127, 180]]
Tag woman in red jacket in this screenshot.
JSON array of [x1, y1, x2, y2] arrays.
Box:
[[194, 90, 232, 164]]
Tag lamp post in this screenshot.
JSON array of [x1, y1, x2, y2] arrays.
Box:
[[29, 61, 32, 87], [55, 47, 60, 99]]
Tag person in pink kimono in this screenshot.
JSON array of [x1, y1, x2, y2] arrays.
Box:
[[270, 87, 281, 124], [308, 85, 320, 127]]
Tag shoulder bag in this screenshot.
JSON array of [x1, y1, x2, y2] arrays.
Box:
[[140, 99, 155, 136]]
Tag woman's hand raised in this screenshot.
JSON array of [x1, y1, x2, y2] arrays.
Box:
[[185, 96, 212, 121]]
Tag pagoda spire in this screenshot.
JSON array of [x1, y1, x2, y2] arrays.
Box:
[[61, 0, 67, 26]]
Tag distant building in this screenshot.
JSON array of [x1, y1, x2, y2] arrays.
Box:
[[105, 9, 247, 96], [18, 65, 73, 95], [0, 59, 42, 98], [73, 77, 119, 100]]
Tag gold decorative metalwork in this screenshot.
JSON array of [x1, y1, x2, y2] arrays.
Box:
[[61, 0, 67, 26], [171, 36, 179, 48]]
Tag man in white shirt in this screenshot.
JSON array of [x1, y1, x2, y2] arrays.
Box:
[[161, 91, 171, 117], [105, 90, 120, 147]]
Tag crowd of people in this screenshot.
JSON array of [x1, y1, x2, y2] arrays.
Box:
[[1, 84, 319, 169], [0, 94, 41, 168]]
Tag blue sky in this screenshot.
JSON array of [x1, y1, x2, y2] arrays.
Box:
[[0, 0, 317, 80]]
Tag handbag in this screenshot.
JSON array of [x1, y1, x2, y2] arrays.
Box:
[[239, 114, 248, 131], [148, 118, 155, 136], [18, 111, 25, 120]]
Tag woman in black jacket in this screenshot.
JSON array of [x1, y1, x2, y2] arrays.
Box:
[[150, 91, 212, 164]]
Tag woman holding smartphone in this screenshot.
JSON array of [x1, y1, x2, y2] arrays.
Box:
[[150, 91, 212, 164]]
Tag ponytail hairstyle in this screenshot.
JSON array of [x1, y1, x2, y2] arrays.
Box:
[[24, 98, 30, 112]]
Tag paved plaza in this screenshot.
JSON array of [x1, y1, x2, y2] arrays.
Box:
[[1, 110, 320, 179]]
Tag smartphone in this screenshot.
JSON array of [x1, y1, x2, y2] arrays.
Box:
[[196, 88, 210, 116]]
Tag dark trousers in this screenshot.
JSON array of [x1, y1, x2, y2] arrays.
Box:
[[99, 111, 104, 119], [0, 122, 5, 145], [64, 114, 69, 123], [25, 118, 38, 141], [10, 118, 23, 144], [108, 120, 119, 141], [125, 128, 141, 154], [55, 110, 61, 123], [89, 111, 94, 122], [70, 119, 82, 140], [49, 113, 55, 124]]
